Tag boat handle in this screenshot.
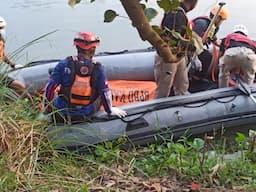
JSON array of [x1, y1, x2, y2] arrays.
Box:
[[174, 111, 183, 121]]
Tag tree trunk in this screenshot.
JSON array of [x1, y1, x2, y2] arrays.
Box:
[[120, 0, 177, 63]]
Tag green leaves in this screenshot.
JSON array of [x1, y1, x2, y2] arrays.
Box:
[[235, 132, 246, 144], [157, 0, 171, 13], [144, 8, 158, 22], [191, 138, 205, 151], [152, 25, 162, 34], [68, 0, 95, 8], [157, 0, 181, 13], [140, 3, 158, 22], [104, 9, 119, 23], [68, 0, 81, 8], [104, 5, 158, 23]]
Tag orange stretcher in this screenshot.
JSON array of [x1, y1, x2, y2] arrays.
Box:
[[39, 80, 156, 109], [109, 80, 156, 106]]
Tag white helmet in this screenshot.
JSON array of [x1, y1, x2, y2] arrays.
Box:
[[0, 16, 6, 29], [233, 24, 248, 36]]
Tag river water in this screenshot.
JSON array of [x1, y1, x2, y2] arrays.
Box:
[[2, 0, 256, 64]]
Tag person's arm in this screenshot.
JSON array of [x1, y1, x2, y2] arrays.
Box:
[[44, 62, 63, 113], [93, 64, 112, 113], [192, 19, 209, 38], [94, 63, 127, 118], [210, 26, 221, 46], [218, 38, 225, 57], [0, 40, 15, 68], [4, 55, 15, 68]]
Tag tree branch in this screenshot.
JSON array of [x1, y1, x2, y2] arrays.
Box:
[[120, 0, 177, 63]]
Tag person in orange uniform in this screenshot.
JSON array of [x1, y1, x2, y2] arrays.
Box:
[[44, 31, 127, 123]]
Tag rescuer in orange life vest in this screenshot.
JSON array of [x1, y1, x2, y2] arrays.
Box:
[[44, 32, 127, 123], [218, 24, 256, 88]]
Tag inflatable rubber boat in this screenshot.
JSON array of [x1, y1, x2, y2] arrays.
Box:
[[8, 47, 256, 149], [48, 86, 256, 150], [8, 47, 218, 105]]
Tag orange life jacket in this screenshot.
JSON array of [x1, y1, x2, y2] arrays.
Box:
[[59, 56, 96, 106], [70, 73, 92, 105], [0, 39, 5, 62]]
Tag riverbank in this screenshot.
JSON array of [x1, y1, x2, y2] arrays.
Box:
[[0, 86, 255, 191]]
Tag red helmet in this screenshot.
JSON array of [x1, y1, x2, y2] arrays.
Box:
[[73, 32, 100, 50]]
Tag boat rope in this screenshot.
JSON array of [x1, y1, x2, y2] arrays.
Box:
[[95, 94, 239, 122], [214, 96, 237, 103], [119, 109, 153, 123], [183, 95, 237, 108]]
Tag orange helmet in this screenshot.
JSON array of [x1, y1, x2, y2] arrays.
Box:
[[210, 5, 228, 20], [73, 32, 100, 50]]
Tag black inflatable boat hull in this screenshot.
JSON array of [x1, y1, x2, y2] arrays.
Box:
[[48, 86, 256, 149]]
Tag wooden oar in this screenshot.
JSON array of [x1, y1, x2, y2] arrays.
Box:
[[202, 2, 226, 44], [236, 75, 256, 104]]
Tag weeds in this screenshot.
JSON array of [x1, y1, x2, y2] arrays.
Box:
[[0, 86, 256, 191]]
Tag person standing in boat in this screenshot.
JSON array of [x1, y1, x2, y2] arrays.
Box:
[[154, 0, 198, 98], [191, 4, 228, 46], [44, 31, 127, 123], [0, 16, 26, 95], [218, 24, 256, 88], [189, 4, 228, 82]]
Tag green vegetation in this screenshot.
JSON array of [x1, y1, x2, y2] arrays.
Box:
[[0, 87, 255, 191]]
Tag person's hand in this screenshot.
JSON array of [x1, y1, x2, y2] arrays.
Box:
[[15, 64, 23, 69], [110, 107, 127, 118]]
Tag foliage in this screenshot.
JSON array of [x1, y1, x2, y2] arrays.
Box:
[[104, 10, 119, 23], [1, 92, 256, 191], [68, 0, 181, 23], [157, 0, 181, 13], [68, 0, 195, 62]]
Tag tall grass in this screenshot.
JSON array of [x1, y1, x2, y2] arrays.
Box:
[[1, 89, 255, 191]]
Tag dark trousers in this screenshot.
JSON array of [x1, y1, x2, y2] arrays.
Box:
[[50, 97, 102, 125]]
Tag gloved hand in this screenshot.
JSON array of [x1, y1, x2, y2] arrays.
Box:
[[15, 64, 23, 69], [110, 107, 127, 118]]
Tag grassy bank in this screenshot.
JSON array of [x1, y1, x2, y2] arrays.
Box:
[[0, 87, 256, 192]]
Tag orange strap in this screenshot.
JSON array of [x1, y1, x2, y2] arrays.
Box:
[[211, 44, 218, 82]]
